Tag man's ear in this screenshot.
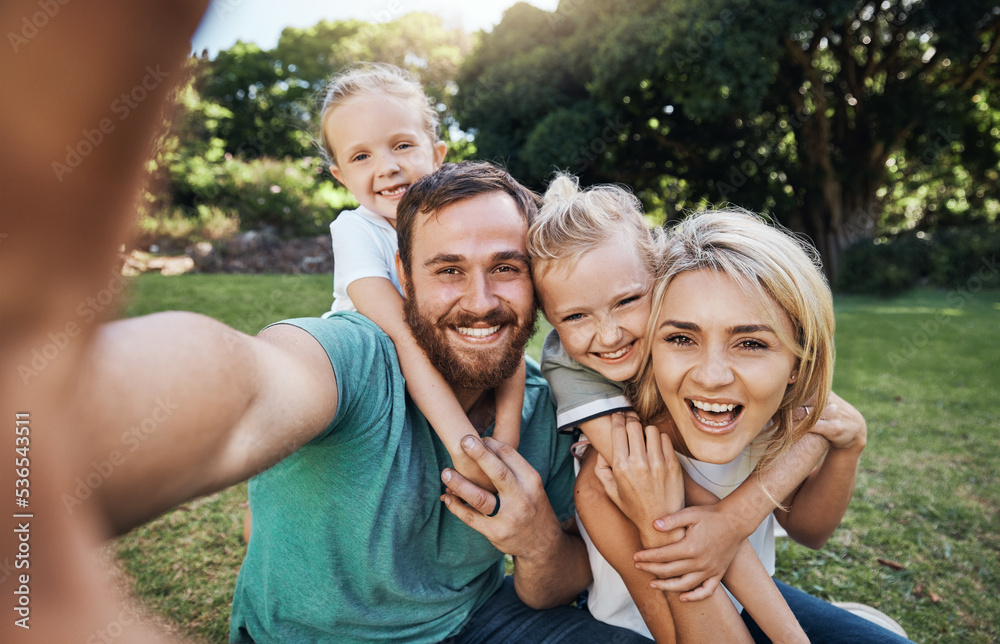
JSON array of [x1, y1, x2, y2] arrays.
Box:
[[395, 251, 409, 291]]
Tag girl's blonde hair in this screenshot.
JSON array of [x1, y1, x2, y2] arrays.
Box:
[[628, 208, 835, 476], [527, 173, 665, 279], [317, 62, 440, 166]]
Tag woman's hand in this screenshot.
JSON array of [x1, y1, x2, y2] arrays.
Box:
[[594, 413, 684, 547]]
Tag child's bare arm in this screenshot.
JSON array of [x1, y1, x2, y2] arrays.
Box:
[[776, 392, 866, 548], [348, 277, 494, 489], [492, 356, 524, 449], [575, 450, 678, 643], [720, 541, 808, 644]]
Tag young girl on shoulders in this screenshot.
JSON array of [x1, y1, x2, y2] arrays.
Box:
[[318, 63, 524, 486], [318, 63, 524, 484], [527, 176, 822, 642]]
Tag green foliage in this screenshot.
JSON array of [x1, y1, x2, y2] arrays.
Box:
[[143, 13, 474, 246], [456, 0, 1000, 278], [835, 224, 1000, 295]]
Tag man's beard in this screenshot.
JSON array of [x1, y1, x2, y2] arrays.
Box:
[[403, 288, 537, 391]]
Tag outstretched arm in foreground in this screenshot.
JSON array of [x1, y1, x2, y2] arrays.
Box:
[[75, 314, 340, 534]]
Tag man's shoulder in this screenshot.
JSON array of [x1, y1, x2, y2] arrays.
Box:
[[269, 313, 397, 369]]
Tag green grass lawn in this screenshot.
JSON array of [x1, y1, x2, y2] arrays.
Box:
[[115, 274, 999, 643]]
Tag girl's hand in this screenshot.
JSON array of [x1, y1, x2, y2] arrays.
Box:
[[804, 391, 867, 453], [594, 413, 684, 545]]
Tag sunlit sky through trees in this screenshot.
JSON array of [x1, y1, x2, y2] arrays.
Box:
[[191, 0, 559, 56]]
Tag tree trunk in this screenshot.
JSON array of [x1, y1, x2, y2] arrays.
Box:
[[799, 175, 881, 284]]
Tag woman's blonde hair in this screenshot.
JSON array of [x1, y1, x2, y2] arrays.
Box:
[[317, 62, 440, 166], [628, 208, 835, 477], [527, 173, 665, 279]]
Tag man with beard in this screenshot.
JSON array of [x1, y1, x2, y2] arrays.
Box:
[[219, 161, 644, 642]]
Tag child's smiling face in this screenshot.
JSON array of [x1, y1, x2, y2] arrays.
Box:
[[325, 92, 446, 223], [535, 239, 652, 382], [651, 269, 799, 464]]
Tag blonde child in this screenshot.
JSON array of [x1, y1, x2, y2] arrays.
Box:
[[315, 63, 524, 491], [527, 176, 828, 641], [245, 66, 522, 540], [596, 209, 909, 642]]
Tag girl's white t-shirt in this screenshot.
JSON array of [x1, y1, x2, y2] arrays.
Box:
[[325, 206, 403, 316]]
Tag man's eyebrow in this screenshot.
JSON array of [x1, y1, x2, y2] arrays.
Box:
[[423, 250, 529, 268], [494, 249, 530, 265], [424, 253, 463, 268]]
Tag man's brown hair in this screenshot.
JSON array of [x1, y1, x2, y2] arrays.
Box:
[[396, 161, 540, 273]]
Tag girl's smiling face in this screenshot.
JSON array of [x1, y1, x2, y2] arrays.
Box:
[[325, 92, 446, 223], [535, 239, 652, 382], [652, 269, 799, 464]]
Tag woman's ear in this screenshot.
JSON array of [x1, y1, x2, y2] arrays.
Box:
[[788, 366, 799, 384]]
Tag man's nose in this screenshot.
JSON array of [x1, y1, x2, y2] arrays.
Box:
[[462, 272, 501, 317]]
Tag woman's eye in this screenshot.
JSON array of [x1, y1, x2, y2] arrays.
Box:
[[738, 339, 767, 350], [617, 295, 641, 307], [665, 334, 692, 345]]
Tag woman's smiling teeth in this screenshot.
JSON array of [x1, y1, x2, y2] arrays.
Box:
[[689, 399, 742, 427], [456, 325, 501, 338], [596, 342, 633, 360]]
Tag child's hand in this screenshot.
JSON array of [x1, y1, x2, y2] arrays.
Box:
[[593, 413, 684, 546], [449, 444, 498, 493], [804, 391, 867, 453], [631, 503, 744, 600]]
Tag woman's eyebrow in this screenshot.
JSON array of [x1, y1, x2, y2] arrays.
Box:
[[657, 320, 776, 334], [728, 324, 776, 335]]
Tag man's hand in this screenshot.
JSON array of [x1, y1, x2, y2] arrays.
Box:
[[441, 435, 561, 558], [440, 434, 590, 608]]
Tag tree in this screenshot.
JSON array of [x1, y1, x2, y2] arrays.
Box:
[[455, 0, 1000, 280]]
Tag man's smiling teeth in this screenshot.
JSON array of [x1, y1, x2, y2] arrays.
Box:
[[379, 185, 407, 197], [596, 343, 632, 360], [691, 400, 737, 413], [456, 325, 500, 338]]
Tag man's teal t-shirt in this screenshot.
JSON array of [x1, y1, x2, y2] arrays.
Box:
[[229, 313, 576, 643]]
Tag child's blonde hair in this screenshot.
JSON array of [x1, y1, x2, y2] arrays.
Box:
[[318, 62, 440, 166], [628, 208, 835, 476], [527, 173, 664, 279]]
